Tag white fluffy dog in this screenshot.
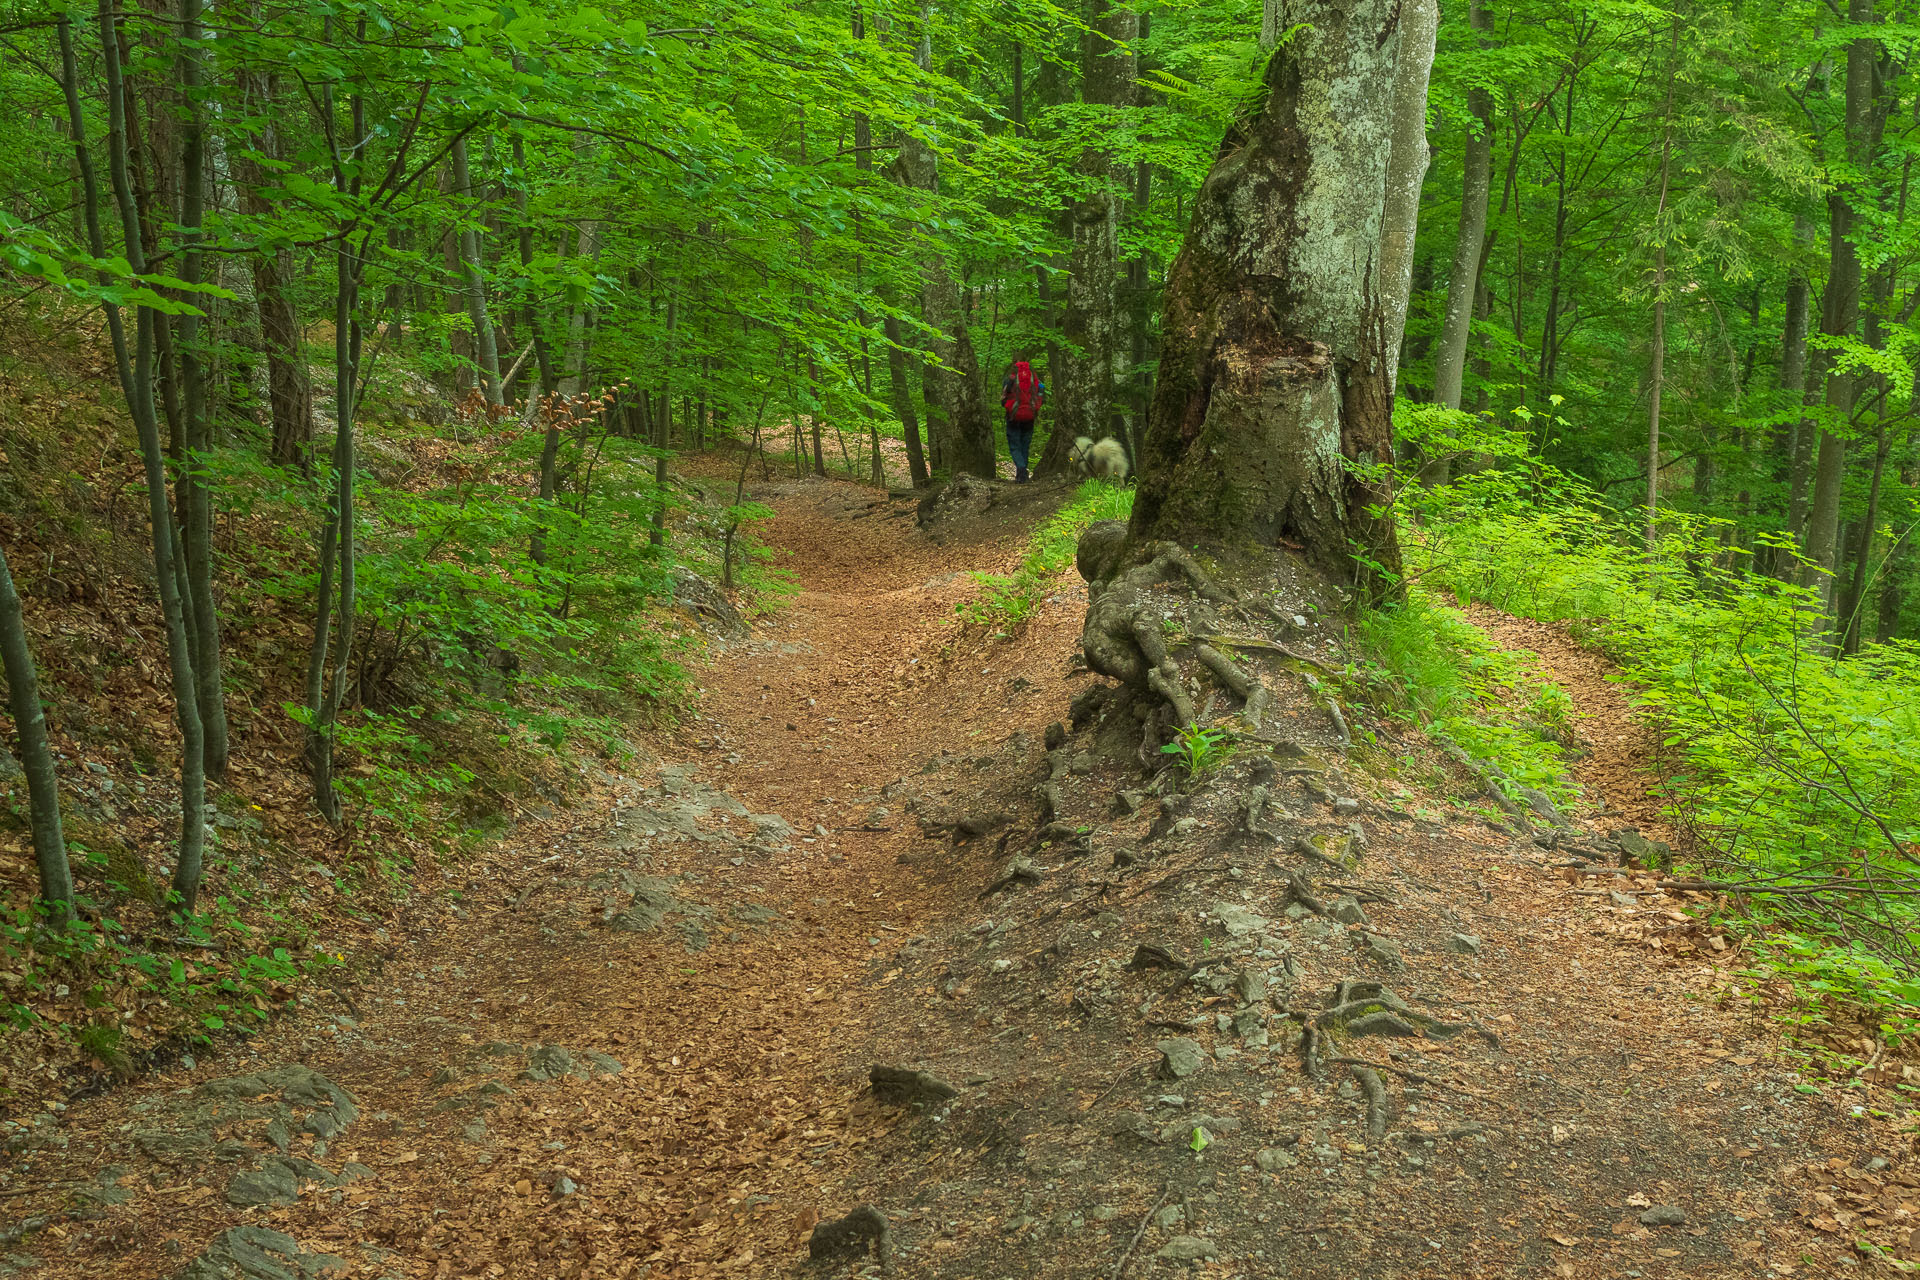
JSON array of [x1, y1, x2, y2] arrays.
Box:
[[1069, 435, 1130, 483]]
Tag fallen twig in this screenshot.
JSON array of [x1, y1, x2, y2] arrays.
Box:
[[1111, 1183, 1172, 1280]]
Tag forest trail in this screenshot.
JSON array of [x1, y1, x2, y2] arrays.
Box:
[[0, 475, 1903, 1280], [2, 474, 1086, 1278]]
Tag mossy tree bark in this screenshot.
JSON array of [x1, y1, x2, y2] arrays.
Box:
[[1126, 0, 1436, 596]]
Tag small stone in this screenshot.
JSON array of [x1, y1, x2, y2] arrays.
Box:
[[1151, 1205, 1184, 1229], [551, 1176, 578, 1198], [1445, 933, 1483, 955], [1112, 789, 1146, 816], [1044, 722, 1067, 751], [1333, 797, 1361, 816], [1156, 1235, 1218, 1263], [1069, 751, 1097, 776], [1609, 890, 1638, 908], [1089, 1205, 1118, 1222], [1233, 969, 1268, 1005], [1156, 1038, 1208, 1079], [1255, 1147, 1298, 1172], [1638, 1205, 1686, 1227], [1171, 817, 1200, 836]]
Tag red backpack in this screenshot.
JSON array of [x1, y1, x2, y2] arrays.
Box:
[[1007, 362, 1039, 423]]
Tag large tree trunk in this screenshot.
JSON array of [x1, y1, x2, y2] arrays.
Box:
[[1126, 0, 1435, 594], [1057, 0, 1136, 449]]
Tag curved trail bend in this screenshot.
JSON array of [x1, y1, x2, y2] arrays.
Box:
[[3, 473, 1894, 1280]]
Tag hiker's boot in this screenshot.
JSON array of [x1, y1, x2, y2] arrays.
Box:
[[1016, 467, 1029, 484]]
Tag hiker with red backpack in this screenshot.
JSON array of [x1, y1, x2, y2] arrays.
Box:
[[1000, 358, 1045, 483]]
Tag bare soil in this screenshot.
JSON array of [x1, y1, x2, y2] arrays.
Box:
[[0, 474, 1908, 1280]]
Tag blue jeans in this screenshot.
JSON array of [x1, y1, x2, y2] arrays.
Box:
[[1005, 419, 1034, 474]]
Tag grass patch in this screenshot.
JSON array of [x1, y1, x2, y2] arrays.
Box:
[[958, 480, 1135, 633], [1346, 592, 1577, 811]]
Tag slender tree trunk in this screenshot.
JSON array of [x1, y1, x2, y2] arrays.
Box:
[[1643, 20, 1678, 549], [232, 70, 312, 468], [1805, 0, 1880, 617], [897, 0, 996, 478], [1129, 0, 1435, 598], [1431, 1, 1493, 419], [883, 312, 931, 486], [450, 137, 503, 408], [304, 63, 365, 827], [1058, 0, 1137, 452], [1773, 240, 1811, 576], [0, 545, 72, 926], [652, 294, 676, 549], [80, 3, 208, 910], [1840, 422, 1892, 651], [175, 0, 228, 783]]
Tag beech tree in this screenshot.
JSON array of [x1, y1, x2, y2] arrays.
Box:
[[1127, 0, 1438, 593]]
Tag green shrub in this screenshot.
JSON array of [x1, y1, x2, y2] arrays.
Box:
[[1392, 406, 1920, 1030]]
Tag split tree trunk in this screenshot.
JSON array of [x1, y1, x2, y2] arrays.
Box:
[[1128, 0, 1436, 596]]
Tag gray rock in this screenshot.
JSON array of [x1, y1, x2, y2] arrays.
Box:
[[1255, 1146, 1298, 1171], [1638, 1205, 1687, 1227], [1044, 722, 1067, 751], [1330, 896, 1370, 927], [1151, 1205, 1184, 1228], [1214, 902, 1269, 938], [1231, 1008, 1268, 1046], [1609, 890, 1639, 908], [1157, 1038, 1208, 1079], [1333, 798, 1361, 816], [1445, 933, 1483, 955], [519, 1045, 578, 1082], [172, 1227, 350, 1280], [1361, 933, 1405, 973], [1233, 969, 1268, 1006], [1069, 751, 1097, 776], [201, 1065, 358, 1140], [869, 1065, 960, 1105], [1112, 789, 1146, 816], [551, 1176, 578, 1198], [1156, 1236, 1218, 1263]]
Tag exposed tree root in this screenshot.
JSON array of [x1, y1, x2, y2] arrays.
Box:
[[1349, 1063, 1388, 1139], [1317, 981, 1473, 1041]]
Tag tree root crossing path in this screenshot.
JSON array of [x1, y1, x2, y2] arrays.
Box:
[[3, 476, 1893, 1279]]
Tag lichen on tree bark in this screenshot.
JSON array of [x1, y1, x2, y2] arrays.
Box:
[[1127, 0, 1435, 595]]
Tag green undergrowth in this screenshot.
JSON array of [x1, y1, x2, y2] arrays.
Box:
[[959, 479, 1134, 632], [1395, 403, 1920, 1038], [0, 373, 783, 1082], [1343, 592, 1578, 813]]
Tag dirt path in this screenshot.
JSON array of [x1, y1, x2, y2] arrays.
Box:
[[1, 475, 1086, 1279], [4, 480, 1910, 1280]]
